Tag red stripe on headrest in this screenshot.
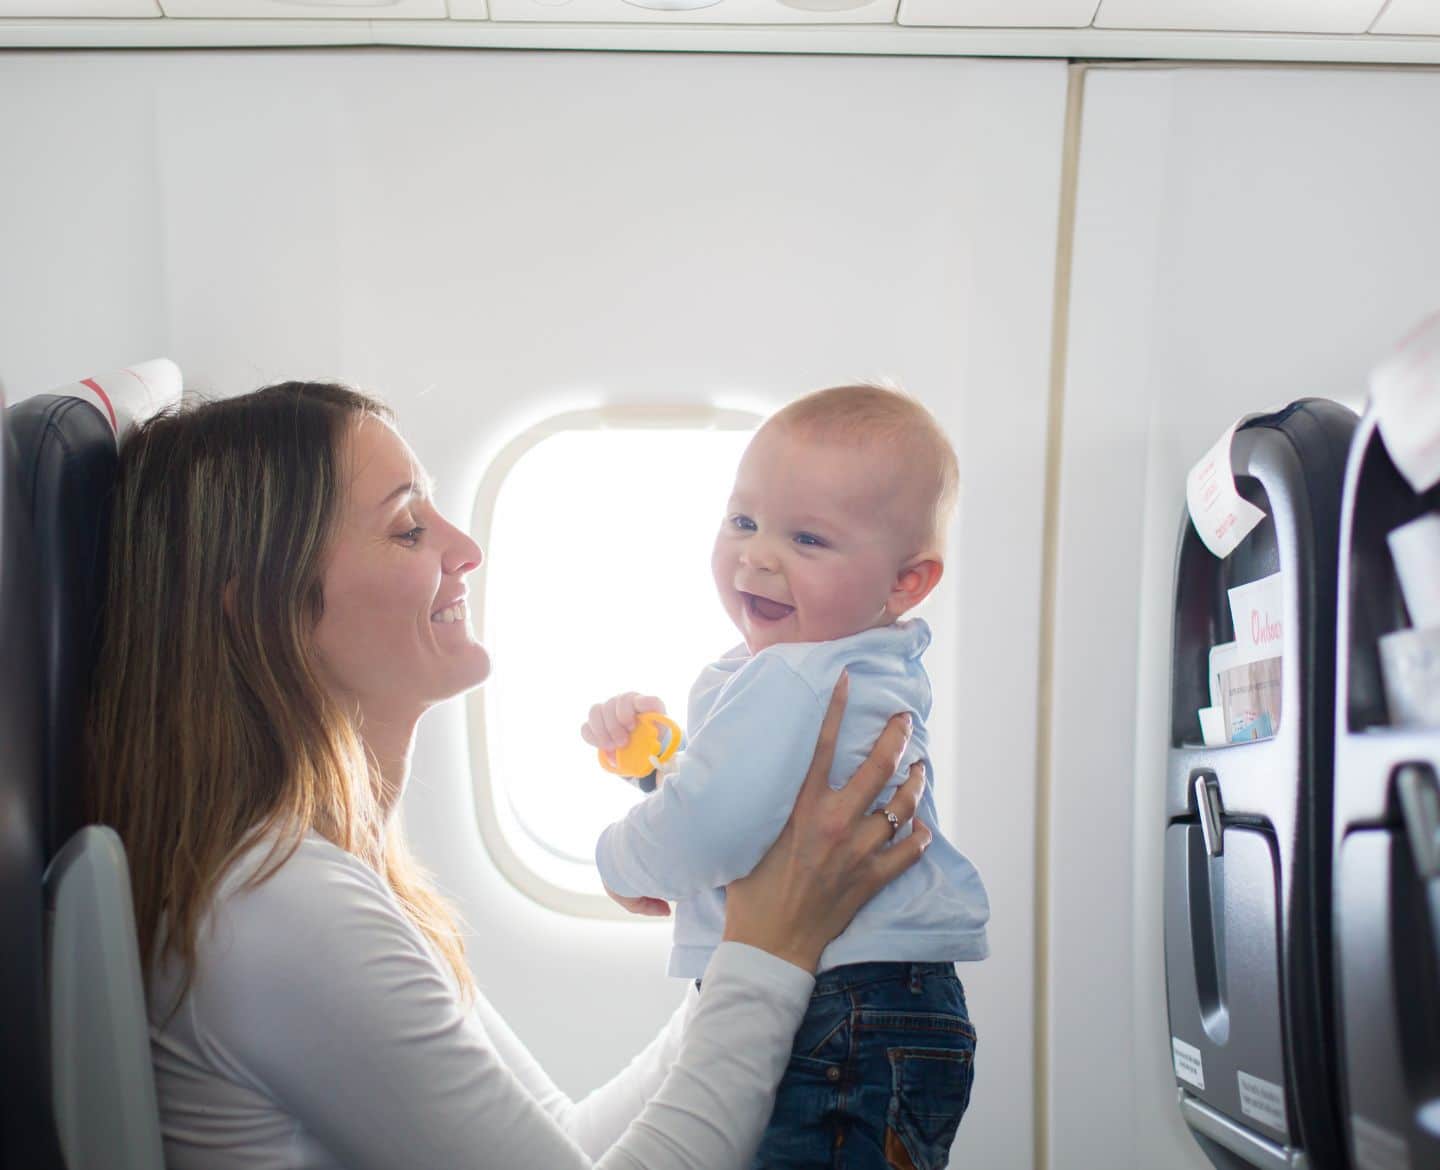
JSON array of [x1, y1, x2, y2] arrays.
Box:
[[80, 378, 119, 435]]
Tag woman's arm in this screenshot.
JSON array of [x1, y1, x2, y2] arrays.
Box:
[[468, 976, 692, 1157], [190, 840, 812, 1170], [598, 944, 814, 1169], [192, 843, 595, 1169], [470, 944, 816, 1168], [184, 678, 926, 1169]]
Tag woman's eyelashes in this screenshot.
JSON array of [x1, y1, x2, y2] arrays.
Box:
[[394, 524, 427, 547]]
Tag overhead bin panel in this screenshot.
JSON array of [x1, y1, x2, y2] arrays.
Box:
[[899, 0, 1099, 27], [0, 0, 159, 13], [1096, 0, 1385, 34], [1372, 0, 1440, 35], [487, 0, 897, 23], [159, 0, 446, 17]]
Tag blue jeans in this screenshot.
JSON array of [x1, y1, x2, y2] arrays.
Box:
[[751, 961, 976, 1170]]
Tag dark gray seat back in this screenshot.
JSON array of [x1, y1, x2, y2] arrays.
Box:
[[1, 361, 179, 1170], [0, 382, 67, 1170], [1164, 399, 1356, 1170], [1332, 408, 1440, 1170]]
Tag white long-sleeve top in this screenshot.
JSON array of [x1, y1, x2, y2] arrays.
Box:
[[148, 833, 814, 1170]]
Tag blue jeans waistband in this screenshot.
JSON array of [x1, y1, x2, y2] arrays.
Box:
[[810, 960, 955, 996], [695, 959, 954, 996]]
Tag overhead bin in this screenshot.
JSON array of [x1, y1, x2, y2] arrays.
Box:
[[157, 0, 447, 17], [898, 0, 1100, 25], [1165, 400, 1355, 1170], [1372, 0, 1440, 36], [1095, 0, 1384, 35], [1332, 407, 1440, 1170], [0, 1, 159, 14], [486, 0, 897, 23]]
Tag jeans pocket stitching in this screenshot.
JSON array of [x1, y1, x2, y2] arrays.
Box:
[[858, 1010, 977, 1041], [799, 1012, 850, 1060], [886, 1046, 974, 1170]]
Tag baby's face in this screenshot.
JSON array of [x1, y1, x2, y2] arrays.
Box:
[[711, 424, 922, 654]]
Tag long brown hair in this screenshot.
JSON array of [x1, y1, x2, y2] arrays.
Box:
[[86, 382, 474, 1004]]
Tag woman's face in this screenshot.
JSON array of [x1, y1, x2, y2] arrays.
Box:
[[311, 415, 490, 719]]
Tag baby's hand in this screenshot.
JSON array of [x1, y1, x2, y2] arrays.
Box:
[[580, 692, 667, 768]]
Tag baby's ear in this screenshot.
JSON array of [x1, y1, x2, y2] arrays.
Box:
[[887, 558, 944, 617]]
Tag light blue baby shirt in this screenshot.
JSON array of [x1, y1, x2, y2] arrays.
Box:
[[595, 619, 990, 978]]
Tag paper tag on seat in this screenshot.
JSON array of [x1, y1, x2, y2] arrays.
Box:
[[1186, 418, 1266, 559], [1370, 312, 1440, 494]]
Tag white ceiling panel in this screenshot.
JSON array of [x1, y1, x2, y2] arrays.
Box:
[[900, 0, 1099, 26], [1371, 0, 1440, 35], [1095, 0, 1385, 33], [159, 0, 446, 16], [488, 0, 897, 23], [0, 0, 158, 12]]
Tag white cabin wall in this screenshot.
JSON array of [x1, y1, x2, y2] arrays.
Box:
[[0, 50, 1065, 1170], [10, 44, 1436, 1170], [0, 64, 170, 399], [1052, 63, 1440, 1170]]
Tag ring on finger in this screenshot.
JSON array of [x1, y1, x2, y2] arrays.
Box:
[[883, 809, 901, 837]]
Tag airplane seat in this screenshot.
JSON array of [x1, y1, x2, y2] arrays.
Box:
[[3, 360, 181, 1170], [45, 826, 166, 1170], [1332, 406, 1440, 1170], [1165, 399, 1356, 1170], [7, 361, 179, 860], [0, 382, 65, 1169]]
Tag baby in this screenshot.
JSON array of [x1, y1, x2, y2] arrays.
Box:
[[583, 384, 989, 1169]]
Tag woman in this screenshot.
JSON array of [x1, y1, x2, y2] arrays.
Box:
[[86, 382, 931, 1170]]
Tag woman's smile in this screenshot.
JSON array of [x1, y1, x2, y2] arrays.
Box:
[[430, 596, 471, 627]]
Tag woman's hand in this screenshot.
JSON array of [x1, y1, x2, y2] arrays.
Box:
[[722, 671, 931, 972]]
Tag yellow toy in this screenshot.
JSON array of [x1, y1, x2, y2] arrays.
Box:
[[598, 711, 684, 779]]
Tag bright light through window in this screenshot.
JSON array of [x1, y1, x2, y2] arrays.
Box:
[[476, 421, 755, 902]]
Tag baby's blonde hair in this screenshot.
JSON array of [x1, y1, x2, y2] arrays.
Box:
[[766, 382, 960, 555]]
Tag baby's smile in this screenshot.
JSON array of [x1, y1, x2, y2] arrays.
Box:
[[742, 591, 795, 623]]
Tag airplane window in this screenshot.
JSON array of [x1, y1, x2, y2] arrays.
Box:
[[469, 412, 758, 914]]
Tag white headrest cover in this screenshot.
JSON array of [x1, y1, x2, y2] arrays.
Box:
[[51, 359, 182, 446]]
